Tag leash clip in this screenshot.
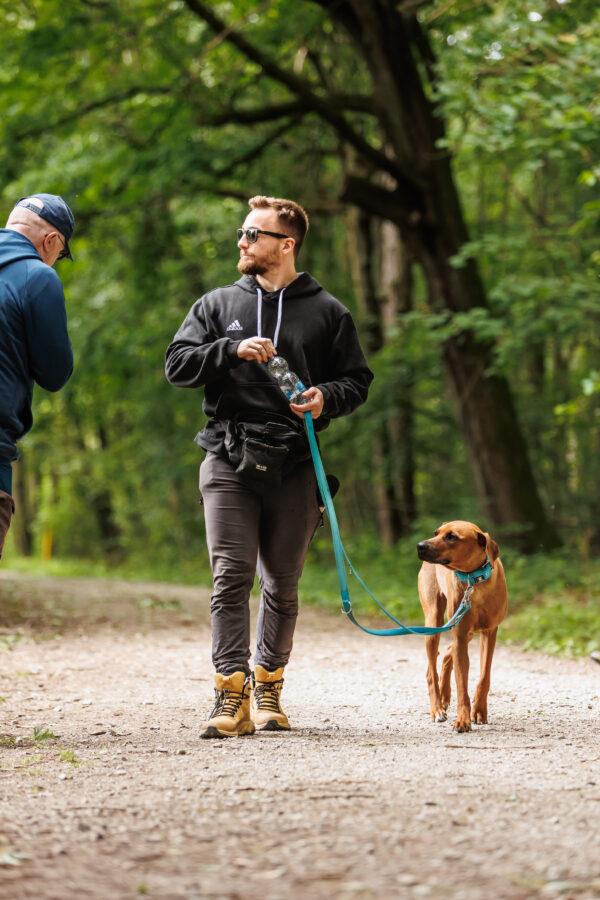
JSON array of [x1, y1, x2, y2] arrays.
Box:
[[341, 599, 353, 616]]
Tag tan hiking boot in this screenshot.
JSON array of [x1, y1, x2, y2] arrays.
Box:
[[251, 665, 290, 731], [200, 671, 255, 739]]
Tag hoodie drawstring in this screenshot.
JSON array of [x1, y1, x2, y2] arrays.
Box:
[[256, 287, 285, 349]]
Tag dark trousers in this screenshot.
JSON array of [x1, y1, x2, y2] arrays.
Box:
[[199, 452, 321, 676], [0, 490, 14, 560]]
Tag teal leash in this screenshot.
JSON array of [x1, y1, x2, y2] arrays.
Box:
[[304, 412, 471, 636]]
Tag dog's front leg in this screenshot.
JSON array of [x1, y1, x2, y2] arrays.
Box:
[[452, 633, 471, 732], [424, 633, 447, 721], [472, 627, 498, 724]]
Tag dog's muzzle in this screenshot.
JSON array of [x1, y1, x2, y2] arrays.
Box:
[[417, 541, 450, 565]]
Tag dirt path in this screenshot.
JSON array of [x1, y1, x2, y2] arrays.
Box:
[[1, 571, 599, 900]]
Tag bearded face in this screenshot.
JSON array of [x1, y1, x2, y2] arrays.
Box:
[[237, 240, 281, 277], [236, 209, 290, 279]]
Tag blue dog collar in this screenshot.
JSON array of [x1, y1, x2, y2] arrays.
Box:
[[454, 556, 492, 586]]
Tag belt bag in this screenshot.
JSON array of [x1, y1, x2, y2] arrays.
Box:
[[224, 420, 309, 485]]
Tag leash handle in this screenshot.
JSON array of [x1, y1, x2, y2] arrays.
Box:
[[304, 412, 471, 637]]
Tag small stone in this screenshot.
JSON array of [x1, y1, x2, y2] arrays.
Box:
[[543, 881, 579, 895]]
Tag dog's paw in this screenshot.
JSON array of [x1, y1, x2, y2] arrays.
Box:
[[472, 707, 488, 725], [453, 717, 472, 733], [432, 710, 447, 723]]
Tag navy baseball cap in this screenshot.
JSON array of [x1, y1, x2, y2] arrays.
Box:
[[14, 193, 75, 260]]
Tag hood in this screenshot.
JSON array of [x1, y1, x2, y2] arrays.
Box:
[[0, 229, 42, 270], [235, 272, 323, 300], [234, 272, 325, 350]]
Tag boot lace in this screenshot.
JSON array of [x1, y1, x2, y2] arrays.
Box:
[[253, 679, 283, 713], [209, 688, 243, 720]]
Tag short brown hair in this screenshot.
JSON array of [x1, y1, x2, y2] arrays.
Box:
[[248, 195, 309, 259]]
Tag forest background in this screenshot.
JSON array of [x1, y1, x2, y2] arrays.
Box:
[[1, 0, 599, 656]]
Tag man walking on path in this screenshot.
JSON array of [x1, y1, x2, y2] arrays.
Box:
[[166, 195, 373, 738], [0, 194, 75, 559]]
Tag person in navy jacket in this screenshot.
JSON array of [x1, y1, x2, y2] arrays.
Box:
[[0, 194, 75, 558]]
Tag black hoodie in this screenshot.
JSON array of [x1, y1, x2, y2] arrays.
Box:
[[165, 273, 373, 452]]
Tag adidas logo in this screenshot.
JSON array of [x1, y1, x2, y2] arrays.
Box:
[[226, 319, 243, 332]]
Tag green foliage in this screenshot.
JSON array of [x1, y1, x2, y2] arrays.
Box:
[[305, 535, 600, 657], [504, 599, 600, 657], [0, 0, 599, 648]]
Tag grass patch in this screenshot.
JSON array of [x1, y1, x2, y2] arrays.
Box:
[[33, 727, 57, 744], [2, 551, 211, 586], [503, 597, 600, 656], [304, 535, 600, 658], [137, 596, 183, 611], [0, 634, 25, 649], [58, 749, 81, 766], [3, 536, 600, 658]]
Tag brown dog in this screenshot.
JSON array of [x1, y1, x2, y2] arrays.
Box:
[[416, 521, 508, 732]]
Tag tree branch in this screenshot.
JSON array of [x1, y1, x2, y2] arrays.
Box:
[[182, 0, 420, 188], [202, 94, 374, 126], [340, 174, 423, 237], [213, 116, 304, 179], [309, 0, 362, 43], [13, 85, 173, 140]]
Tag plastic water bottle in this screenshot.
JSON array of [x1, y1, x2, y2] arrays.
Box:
[[267, 356, 310, 405]]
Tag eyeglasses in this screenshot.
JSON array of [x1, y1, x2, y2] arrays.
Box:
[[237, 227, 291, 243], [50, 232, 69, 260], [56, 234, 69, 260]]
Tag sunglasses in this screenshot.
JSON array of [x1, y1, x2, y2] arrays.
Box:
[[237, 227, 291, 243]]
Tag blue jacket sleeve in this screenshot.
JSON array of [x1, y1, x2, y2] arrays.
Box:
[[24, 265, 73, 392]]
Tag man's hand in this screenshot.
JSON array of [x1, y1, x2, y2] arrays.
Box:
[[290, 386, 324, 420], [237, 337, 275, 363]]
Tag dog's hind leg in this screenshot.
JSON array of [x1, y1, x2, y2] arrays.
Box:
[[471, 627, 497, 724]]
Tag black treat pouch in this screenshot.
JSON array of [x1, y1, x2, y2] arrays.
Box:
[[235, 436, 289, 485]]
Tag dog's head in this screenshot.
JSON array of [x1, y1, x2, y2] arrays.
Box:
[[417, 520, 499, 571]]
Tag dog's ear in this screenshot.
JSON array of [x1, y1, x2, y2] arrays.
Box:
[[485, 532, 500, 562]]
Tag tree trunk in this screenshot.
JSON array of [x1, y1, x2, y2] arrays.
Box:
[[379, 219, 416, 538], [188, 0, 560, 551], [348, 204, 416, 542], [11, 457, 34, 557], [92, 427, 122, 557], [324, 0, 560, 551]]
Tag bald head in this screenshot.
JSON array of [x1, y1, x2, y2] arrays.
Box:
[[6, 201, 50, 237], [6, 200, 68, 267]]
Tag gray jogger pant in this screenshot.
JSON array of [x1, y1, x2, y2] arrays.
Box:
[[199, 451, 321, 677]]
